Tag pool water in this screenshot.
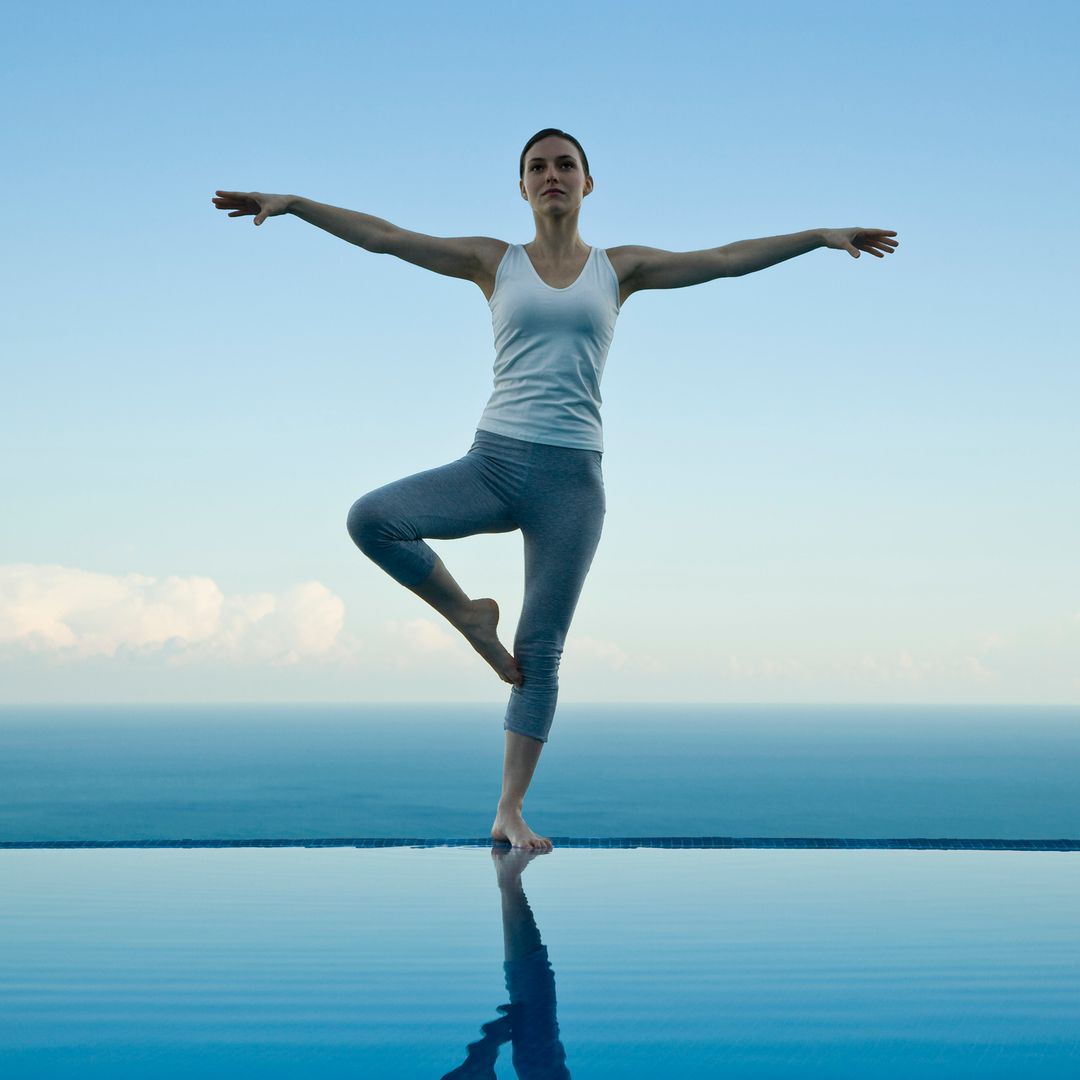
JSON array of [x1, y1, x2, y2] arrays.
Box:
[[2, 845, 1078, 1078]]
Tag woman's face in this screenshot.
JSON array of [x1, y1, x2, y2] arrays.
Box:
[[520, 136, 592, 212]]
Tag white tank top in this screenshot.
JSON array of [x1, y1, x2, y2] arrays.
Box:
[[476, 242, 621, 452]]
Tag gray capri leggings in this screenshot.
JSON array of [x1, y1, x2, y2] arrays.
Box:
[[346, 428, 606, 744]]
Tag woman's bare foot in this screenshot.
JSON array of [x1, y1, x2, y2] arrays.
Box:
[[458, 598, 523, 687], [491, 804, 553, 851]]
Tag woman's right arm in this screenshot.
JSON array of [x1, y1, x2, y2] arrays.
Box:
[[287, 195, 393, 251], [294, 196, 507, 286], [213, 191, 505, 288]]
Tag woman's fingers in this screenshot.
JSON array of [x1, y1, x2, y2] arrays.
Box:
[[213, 189, 286, 227], [214, 192, 258, 216], [855, 231, 899, 256], [827, 227, 899, 259], [212, 191, 257, 208]]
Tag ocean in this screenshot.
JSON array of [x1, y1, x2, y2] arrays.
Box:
[[4, 703, 1079, 1076], [2, 703, 1077, 842]]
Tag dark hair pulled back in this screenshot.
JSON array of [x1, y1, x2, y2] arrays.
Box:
[[518, 128, 590, 180]]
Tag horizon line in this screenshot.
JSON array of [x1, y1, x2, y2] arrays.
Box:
[[3, 837, 1078, 852], [2, 701, 1078, 709]]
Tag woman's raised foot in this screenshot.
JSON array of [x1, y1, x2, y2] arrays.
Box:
[[458, 598, 523, 687]]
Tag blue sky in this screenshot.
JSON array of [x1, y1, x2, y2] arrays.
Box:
[[2, 0, 1077, 704]]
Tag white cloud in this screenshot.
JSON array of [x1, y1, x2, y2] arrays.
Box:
[[4, 563, 1077, 701], [0, 563, 346, 666], [570, 635, 629, 670], [727, 654, 805, 676], [383, 617, 457, 653], [855, 650, 955, 683]]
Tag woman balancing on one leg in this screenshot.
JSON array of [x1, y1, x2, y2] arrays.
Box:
[[213, 129, 899, 851]]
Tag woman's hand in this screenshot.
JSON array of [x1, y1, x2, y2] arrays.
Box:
[[212, 190, 292, 226], [821, 227, 899, 259]]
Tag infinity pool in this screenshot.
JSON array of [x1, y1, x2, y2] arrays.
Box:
[[2, 844, 1078, 1078]]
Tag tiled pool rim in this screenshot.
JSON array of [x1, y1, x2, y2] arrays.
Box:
[[2, 836, 1078, 850]]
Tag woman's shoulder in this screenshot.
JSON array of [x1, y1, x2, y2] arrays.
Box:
[[602, 246, 638, 285], [477, 238, 514, 273]]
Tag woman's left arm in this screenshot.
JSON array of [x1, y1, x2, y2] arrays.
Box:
[[610, 228, 898, 298], [723, 227, 899, 276]]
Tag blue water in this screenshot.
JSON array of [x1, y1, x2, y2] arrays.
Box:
[[3, 704, 1078, 1076], [2, 845, 1079, 1078], [1, 704, 1078, 841]]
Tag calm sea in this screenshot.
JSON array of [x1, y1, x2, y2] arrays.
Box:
[[4, 704, 1080, 1077], [1, 703, 1077, 842]]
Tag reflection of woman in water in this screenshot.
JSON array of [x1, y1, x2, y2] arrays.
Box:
[[441, 847, 570, 1080], [213, 130, 897, 851]]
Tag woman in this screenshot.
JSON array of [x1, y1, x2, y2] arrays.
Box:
[[213, 128, 898, 852]]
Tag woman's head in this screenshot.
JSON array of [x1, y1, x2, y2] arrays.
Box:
[[518, 128, 590, 181], [518, 128, 593, 213]]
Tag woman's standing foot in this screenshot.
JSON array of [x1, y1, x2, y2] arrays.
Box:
[[491, 803, 552, 851]]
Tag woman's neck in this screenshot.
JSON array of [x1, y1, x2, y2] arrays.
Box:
[[528, 218, 587, 260]]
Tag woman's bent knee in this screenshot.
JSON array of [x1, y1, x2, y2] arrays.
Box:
[[346, 494, 382, 550]]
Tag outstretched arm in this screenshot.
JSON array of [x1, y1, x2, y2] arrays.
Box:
[[212, 191, 504, 288], [286, 195, 393, 250], [720, 228, 824, 276], [723, 226, 898, 276], [611, 227, 899, 297], [212, 191, 389, 248]]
